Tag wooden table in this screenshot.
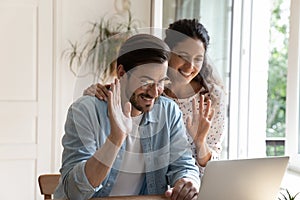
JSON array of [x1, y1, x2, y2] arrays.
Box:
[[90, 194, 168, 200]]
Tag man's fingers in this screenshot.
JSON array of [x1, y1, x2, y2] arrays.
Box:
[[123, 102, 132, 118], [107, 90, 113, 116], [114, 79, 120, 105], [164, 187, 173, 198]]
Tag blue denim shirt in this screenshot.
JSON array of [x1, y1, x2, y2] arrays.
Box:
[[54, 96, 200, 200]]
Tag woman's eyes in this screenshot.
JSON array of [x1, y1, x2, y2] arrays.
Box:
[[178, 54, 203, 64], [178, 54, 189, 60], [194, 57, 204, 63]]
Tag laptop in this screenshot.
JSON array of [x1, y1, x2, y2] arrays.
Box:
[[197, 156, 289, 200]]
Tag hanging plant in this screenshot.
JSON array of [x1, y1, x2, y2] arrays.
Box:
[[63, 10, 140, 83]]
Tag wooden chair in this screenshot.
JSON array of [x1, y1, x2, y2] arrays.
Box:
[[91, 195, 168, 200], [38, 174, 167, 200], [38, 174, 60, 200]]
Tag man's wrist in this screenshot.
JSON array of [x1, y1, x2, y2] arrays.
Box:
[[108, 133, 126, 147], [93, 136, 122, 167]]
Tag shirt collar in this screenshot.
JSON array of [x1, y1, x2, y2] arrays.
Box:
[[140, 97, 162, 125]]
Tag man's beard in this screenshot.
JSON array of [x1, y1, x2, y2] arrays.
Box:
[[129, 92, 156, 112]]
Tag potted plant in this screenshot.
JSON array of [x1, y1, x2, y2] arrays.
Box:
[[63, 10, 139, 83], [278, 188, 299, 200]]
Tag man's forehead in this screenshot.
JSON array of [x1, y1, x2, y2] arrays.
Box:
[[128, 62, 168, 78]]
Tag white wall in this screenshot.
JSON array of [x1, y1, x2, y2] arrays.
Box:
[[0, 1, 54, 199], [53, 0, 152, 172]]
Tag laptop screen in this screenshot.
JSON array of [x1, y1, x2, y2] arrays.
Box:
[[197, 156, 289, 200]]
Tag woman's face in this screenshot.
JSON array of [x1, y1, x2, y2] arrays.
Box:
[[168, 37, 205, 85]]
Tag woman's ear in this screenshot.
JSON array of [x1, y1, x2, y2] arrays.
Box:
[[117, 65, 125, 78]]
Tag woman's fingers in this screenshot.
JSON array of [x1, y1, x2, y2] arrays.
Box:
[[208, 108, 215, 121], [83, 84, 97, 96], [198, 95, 204, 116], [203, 99, 211, 118], [95, 83, 110, 101]]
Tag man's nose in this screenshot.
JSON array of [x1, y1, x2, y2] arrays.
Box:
[[147, 83, 159, 97]]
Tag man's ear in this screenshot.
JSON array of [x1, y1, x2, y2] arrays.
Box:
[[117, 65, 125, 78]]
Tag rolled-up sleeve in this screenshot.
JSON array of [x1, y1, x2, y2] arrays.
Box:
[[64, 162, 102, 200], [55, 96, 106, 200]]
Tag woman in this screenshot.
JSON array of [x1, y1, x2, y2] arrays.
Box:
[[83, 19, 226, 176]]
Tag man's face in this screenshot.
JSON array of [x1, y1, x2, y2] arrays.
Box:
[[124, 61, 169, 116]]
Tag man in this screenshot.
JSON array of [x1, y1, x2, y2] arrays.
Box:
[[54, 34, 200, 200]]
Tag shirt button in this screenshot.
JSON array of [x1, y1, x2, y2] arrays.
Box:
[[107, 183, 110, 187]]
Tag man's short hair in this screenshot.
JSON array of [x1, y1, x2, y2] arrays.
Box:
[[117, 34, 170, 72]]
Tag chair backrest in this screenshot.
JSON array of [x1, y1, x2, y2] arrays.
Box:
[[38, 174, 167, 200], [38, 174, 60, 200], [94, 195, 168, 199]]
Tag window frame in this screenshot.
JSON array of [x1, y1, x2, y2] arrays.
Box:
[[286, 0, 300, 172], [229, 0, 270, 159], [154, 0, 300, 171]]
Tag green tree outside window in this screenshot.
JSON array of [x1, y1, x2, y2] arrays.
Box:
[[266, 0, 290, 156]]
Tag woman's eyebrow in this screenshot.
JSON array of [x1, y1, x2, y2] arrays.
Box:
[[175, 51, 204, 57], [174, 51, 188, 54]]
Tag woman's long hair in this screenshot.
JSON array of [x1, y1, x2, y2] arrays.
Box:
[[164, 18, 225, 105]]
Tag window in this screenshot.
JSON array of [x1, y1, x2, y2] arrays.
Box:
[[160, 0, 233, 159], [266, 0, 290, 157], [156, 0, 300, 169], [286, 0, 300, 172]]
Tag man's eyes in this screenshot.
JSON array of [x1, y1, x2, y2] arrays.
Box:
[[140, 80, 151, 86], [140, 78, 171, 87]]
